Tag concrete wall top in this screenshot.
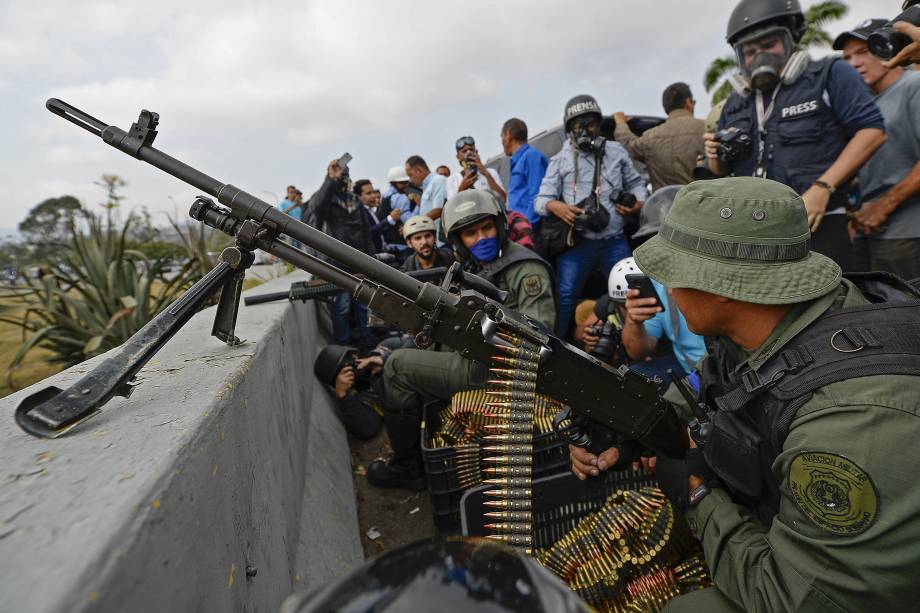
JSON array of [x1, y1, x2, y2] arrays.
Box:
[[0, 271, 362, 613]]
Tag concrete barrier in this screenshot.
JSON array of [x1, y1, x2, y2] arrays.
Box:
[[0, 272, 363, 613]]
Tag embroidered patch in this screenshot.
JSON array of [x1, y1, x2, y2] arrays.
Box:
[[522, 274, 543, 297], [789, 452, 878, 536]]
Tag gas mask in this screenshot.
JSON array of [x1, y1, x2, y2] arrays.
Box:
[[735, 27, 795, 92], [569, 119, 605, 153]]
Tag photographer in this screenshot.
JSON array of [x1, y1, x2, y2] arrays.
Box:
[[838, 19, 920, 280], [305, 158, 377, 347], [445, 136, 507, 203], [573, 258, 632, 368], [535, 94, 648, 337], [705, 0, 886, 271], [880, 1, 920, 67], [313, 344, 386, 441]]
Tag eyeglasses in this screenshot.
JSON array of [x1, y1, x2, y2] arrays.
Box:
[[455, 136, 475, 150]]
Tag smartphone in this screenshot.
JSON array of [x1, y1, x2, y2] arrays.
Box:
[[337, 152, 352, 169], [625, 273, 665, 312]]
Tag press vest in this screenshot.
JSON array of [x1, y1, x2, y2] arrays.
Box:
[[721, 58, 849, 211], [698, 274, 920, 524]]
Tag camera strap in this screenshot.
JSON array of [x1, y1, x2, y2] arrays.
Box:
[[754, 86, 781, 178]]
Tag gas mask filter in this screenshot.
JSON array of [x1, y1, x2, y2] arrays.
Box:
[[735, 27, 795, 91], [569, 120, 605, 153]]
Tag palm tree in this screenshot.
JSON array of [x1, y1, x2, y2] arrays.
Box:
[[703, 0, 850, 106]]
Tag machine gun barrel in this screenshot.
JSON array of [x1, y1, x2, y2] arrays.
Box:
[[42, 99, 688, 458], [46, 98, 426, 306]]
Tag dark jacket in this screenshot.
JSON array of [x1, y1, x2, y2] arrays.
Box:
[[400, 247, 455, 273], [304, 176, 378, 266]]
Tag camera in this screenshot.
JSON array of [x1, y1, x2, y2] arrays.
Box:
[[342, 357, 374, 390], [611, 190, 638, 209], [572, 194, 609, 233], [868, 5, 920, 61], [713, 127, 753, 163], [464, 152, 478, 176], [587, 320, 621, 364]]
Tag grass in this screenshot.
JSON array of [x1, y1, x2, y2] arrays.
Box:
[[0, 288, 65, 398], [0, 272, 274, 400]]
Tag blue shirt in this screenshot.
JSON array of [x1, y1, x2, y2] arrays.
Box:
[[535, 141, 648, 239], [507, 144, 548, 225], [382, 185, 414, 217], [278, 198, 298, 216], [419, 172, 448, 236], [642, 279, 707, 373]]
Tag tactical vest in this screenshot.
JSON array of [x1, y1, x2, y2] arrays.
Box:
[[699, 274, 920, 524], [721, 57, 849, 211]]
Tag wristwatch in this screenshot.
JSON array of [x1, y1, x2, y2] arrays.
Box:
[[688, 482, 711, 507]]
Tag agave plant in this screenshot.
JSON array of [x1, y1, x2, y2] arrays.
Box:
[[0, 210, 200, 386]]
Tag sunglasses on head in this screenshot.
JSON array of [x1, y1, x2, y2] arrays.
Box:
[[455, 136, 475, 150]]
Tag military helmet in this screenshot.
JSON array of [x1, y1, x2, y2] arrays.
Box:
[[727, 0, 806, 44], [402, 215, 436, 240], [634, 177, 841, 305], [281, 537, 591, 613], [313, 344, 357, 387], [563, 94, 603, 131], [441, 189, 507, 260]]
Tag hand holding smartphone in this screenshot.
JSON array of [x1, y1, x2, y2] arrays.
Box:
[[625, 273, 665, 312]]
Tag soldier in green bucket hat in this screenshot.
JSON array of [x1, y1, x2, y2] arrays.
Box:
[[572, 176, 920, 611]]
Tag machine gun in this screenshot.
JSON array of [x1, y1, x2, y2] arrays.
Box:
[[243, 267, 469, 306], [16, 99, 688, 459]]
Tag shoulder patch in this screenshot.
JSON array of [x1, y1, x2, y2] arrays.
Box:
[[522, 274, 543, 297], [789, 452, 878, 536]]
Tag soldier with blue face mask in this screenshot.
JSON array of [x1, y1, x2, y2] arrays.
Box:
[[368, 190, 555, 490]]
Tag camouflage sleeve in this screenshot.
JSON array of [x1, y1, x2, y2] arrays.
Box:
[[503, 261, 556, 331], [687, 376, 920, 612]]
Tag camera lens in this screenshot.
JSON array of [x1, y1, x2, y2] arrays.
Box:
[[868, 27, 906, 60]]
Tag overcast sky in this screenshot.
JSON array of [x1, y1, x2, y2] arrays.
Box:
[[0, 0, 884, 231]]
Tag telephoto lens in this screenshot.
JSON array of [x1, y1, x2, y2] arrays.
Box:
[[588, 321, 618, 364], [868, 5, 920, 60]]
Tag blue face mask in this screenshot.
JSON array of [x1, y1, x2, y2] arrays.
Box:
[[468, 236, 500, 262]]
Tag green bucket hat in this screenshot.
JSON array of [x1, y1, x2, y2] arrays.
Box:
[[633, 177, 841, 304]]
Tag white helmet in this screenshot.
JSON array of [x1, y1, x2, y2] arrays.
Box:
[[403, 215, 436, 239], [386, 165, 410, 183], [608, 257, 640, 302]]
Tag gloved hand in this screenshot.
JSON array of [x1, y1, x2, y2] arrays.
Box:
[[656, 447, 721, 512]]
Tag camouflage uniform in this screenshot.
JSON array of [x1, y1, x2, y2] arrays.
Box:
[[369, 191, 555, 489], [632, 177, 920, 611]]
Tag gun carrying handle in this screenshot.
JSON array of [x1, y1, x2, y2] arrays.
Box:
[[455, 269, 508, 303], [46, 98, 107, 137]]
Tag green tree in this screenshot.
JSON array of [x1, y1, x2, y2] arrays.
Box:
[[703, 0, 849, 106], [18, 195, 86, 248]]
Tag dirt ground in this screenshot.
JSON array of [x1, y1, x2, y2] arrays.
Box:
[[348, 430, 438, 558]]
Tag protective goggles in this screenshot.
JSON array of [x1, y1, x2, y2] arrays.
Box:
[[455, 136, 476, 150]]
